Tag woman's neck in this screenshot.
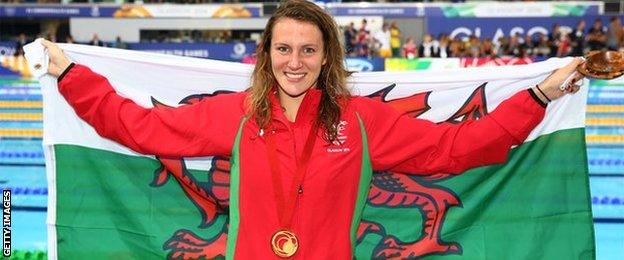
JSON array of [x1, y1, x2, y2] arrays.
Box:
[[278, 90, 306, 122]]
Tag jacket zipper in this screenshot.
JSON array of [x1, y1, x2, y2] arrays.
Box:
[[291, 125, 305, 258]]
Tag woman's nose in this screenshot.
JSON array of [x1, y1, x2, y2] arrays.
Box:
[[287, 52, 303, 70]]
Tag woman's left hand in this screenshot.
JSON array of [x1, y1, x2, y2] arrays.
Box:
[[535, 57, 585, 102]]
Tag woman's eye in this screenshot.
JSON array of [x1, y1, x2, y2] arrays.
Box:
[[277, 46, 289, 53], [303, 48, 316, 54]]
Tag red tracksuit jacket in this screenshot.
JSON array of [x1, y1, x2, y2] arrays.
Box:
[[58, 64, 546, 259]]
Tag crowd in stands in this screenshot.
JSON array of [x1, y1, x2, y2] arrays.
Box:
[[8, 17, 624, 60], [11, 32, 127, 57], [345, 17, 624, 60]]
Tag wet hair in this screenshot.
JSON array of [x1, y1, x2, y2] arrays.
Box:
[[246, 0, 351, 143]]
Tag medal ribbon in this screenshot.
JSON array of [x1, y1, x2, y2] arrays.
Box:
[[265, 123, 318, 230]]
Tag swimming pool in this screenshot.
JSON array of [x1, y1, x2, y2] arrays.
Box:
[[0, 75, 622, 258]]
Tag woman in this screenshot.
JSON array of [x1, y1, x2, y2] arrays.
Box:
[[402, 37, 418, 59], [481, 37, 495, 57], [390, 21, 401, 57], [569, 20, 586, 56], [418, 34, 439, 58], [450, 37, 466, 57], [587, 19, 606, 51], [466, 35, 481, 58], [437, 33, 451, 58], [42, 0, 582, 258], [606, 16, 623, 51]]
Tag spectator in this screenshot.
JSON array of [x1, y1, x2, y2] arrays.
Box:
[[569, 20, 586, 56], [65, 35, 75, 44], [481, 37, 495, 57], [587, 19, 606, 51], [14, 33, 28, 56], [508, 33, 522, 56], [218, 30, 232, 43], [390, 21, 401, 57], [112, 36, 128, 49], [548, 23, 562, 55], [89, 33, 105, 47], [355, 29, 370, 57], [518, 35, 534, 58], [557, 33, 571, 57], [190, 30, 202, 42], [449, 37, 464, 57], [438, 34, 451, 58], [534, 33, 552, 58], [343, 22, 356, 56], [410, 17, 604, 58], [355, 19, 370, 57], [402, 37, 418, 59], [606, 16, 623, 51], [418, 34, 439, 58], [466, 35, 481, 57], [497, 36, 510, 56], [373, 23, 392, 58], [46, 33, 57, 43]]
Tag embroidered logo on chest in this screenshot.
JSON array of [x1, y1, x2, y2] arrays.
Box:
[[327, 120, 350, 153]]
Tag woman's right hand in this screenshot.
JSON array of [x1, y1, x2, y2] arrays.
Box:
[[40, 39, 72, 77]]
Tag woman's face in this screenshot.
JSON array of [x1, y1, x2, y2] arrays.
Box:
[[270, 18, 326, 100]]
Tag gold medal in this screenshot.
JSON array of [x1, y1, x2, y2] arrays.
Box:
[[271, 230, 299, 258], [578, 51, 624, 79], [265, 125, 316, 258]]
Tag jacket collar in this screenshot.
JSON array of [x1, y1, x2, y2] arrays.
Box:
[[269, 86, 321, 128]]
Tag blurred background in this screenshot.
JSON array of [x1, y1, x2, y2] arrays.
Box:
[[0, 0, 622, 259]]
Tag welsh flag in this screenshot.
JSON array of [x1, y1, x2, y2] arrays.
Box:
[[34, 44, 594, 259]]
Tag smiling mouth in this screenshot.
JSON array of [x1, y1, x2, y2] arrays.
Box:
[[285, 72, 306, 80]]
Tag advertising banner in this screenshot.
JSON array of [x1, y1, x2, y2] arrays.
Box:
[[384, 58, 460, 71], [325, 3, 426, 18], [0, 4, 260, 18], [127, 42, 256, 62], [433, 2, 601, 17], [0, 5, 117, 18], [111, 4, 260, 18], [459, 57, 534, 68], [325, 2, 601, 18], [426, 16, 602, 43], [345, 57, 385, 72], [0, 42, 17, 57], [0, 2, 600, 18]]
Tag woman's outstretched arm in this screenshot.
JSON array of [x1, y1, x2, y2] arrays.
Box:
[[43, 40, 245, 157], [358, 58, 584, 175]]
